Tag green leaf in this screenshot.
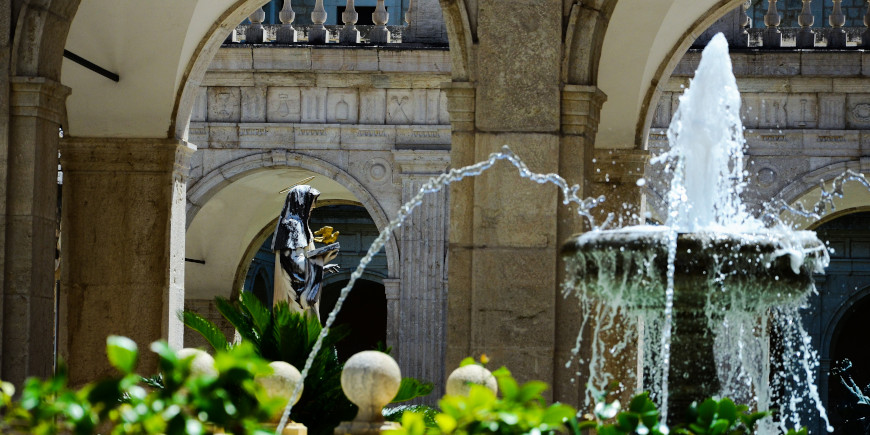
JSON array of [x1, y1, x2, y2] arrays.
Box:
[[239, 291, 272, 338], [106, 335, 138, 374], [717, 398, 737, 423], [181, 310, 230, 352], [459, 357, 477, 367], [697, 398, 717, 425], [629, 392, 652, 413], [616, 412, 639, 431], [391, 377, 435, 403]]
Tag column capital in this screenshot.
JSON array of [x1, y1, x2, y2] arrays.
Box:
[[60, 138, 196, 179], [561, 85, 607, 137], [383, 278, 401, 300], [394, 149, 450, 176], [442, 81, 475, 133], [10, 76, 71, 124]]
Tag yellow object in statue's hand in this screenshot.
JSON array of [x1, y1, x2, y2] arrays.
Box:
[[313, 226, 339, 244]]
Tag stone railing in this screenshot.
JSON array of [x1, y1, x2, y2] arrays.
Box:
[[227, 0, 446, 46], [701, 0, 870, 48]]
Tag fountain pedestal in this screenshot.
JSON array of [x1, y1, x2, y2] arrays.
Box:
[[562, 229, 826, 422]]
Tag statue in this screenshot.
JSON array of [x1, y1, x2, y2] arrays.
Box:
[[271, 184, 340, 320]]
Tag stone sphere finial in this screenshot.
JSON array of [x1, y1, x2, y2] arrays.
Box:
[[255, 361, 304, 427], [176, 348, 217, 377], [446, 364, 497, 396], [340, 351, 401, 422]]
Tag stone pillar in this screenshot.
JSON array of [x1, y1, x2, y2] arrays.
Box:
[[58, 138, 194, 385], [553, 85, 606, 405], [402, 0, 448, 44], [443, 81, 475, 370], [444, 0, 564, 392], [394, 150, 449, 400], [2, 77, 70, 386], [383, 278, 400, 353]]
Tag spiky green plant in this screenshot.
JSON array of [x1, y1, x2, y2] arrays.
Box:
[[183, 293, 356, 435]]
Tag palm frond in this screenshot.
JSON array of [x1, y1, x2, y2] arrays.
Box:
[[239, 292, 272, 338], [181, 310, 230, 352], [390, 377, 435, 403], [215, 297, 260, 347]]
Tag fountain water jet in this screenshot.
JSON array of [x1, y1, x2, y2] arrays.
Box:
[[562, 34, 832, 430]]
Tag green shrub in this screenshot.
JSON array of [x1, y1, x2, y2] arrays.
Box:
[[0, 336, 278, 435]]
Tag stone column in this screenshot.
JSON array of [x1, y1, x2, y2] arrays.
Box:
[[445, 0, 564, 393], [553, 85, 606, 404], [58, 138, 194, 385], [2, 77, 70, 386], [383, 278, 400, 353], [443, 81, 475, 371], [394, 150, 450, 400]]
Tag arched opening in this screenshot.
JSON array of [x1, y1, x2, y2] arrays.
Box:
[[810, 211, 870, 431], [239, 204, 389, 361]]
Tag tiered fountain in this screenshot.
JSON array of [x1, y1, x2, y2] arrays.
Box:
[[562, 34, 830, 429]]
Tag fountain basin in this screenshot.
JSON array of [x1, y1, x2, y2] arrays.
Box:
[[562, 227, 828, 310], [561, 227, 829, 421]]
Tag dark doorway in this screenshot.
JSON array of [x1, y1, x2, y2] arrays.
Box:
[[319, 279, 387, 362]]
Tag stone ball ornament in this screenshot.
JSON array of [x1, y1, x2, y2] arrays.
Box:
[[175, 348, 217, 377], [340, 351, 401, 422], [446, 364, 498, 396], [255, 361, 304, 405]]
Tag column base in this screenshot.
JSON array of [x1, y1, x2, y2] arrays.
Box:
[[334, 420, 399, 435]]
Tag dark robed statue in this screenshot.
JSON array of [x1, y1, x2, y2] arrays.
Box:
[[271, 185, 339, 320]]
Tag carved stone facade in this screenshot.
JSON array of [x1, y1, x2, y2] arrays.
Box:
[[185, 46, 453, 396]]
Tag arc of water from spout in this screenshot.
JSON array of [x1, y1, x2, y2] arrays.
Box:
[[763, 170, 870, 225], [275, 145, 606, 434]]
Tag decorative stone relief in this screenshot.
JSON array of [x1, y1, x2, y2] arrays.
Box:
[[785, 94, 817, 129], [267, 87, 302, 122], [756, 167, 777, 187], [386, 90, 414, 124], [847, 95, 870, 128], [758, 94, 787, 128], [301, 87, 328, 123], [359, 89, 387, 124], [819, 94, 846, 129], [241, 87, 267, 122], [366, 157, 392, 185], [207, 87, 241, 122], [327, 88, 359, 124]]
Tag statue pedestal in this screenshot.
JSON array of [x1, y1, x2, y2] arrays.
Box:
[[334, 420, 400, 435]]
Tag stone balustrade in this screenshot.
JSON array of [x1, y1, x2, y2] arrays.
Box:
[[227, 0, 446, 46], [706, 0, 870, 48]]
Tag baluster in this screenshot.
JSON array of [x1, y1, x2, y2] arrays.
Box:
[[736, 0, 751, 48], [797, 0, 815, 48], [370, 0, 391, 44], [309, 0, 329, 44], [829, 0, 847, 48], [339, 0, 360, 44], [245, 6, 267, 43], [277, 0, 297, 43], [863, 0, 870, 47], [763, 0, 782, 47]]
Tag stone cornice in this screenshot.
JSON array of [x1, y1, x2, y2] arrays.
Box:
[[442, 81, 475, 133], [10, 77, 71, 124], [561, 85, 607, 137], [59, 138, 196, 177]]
